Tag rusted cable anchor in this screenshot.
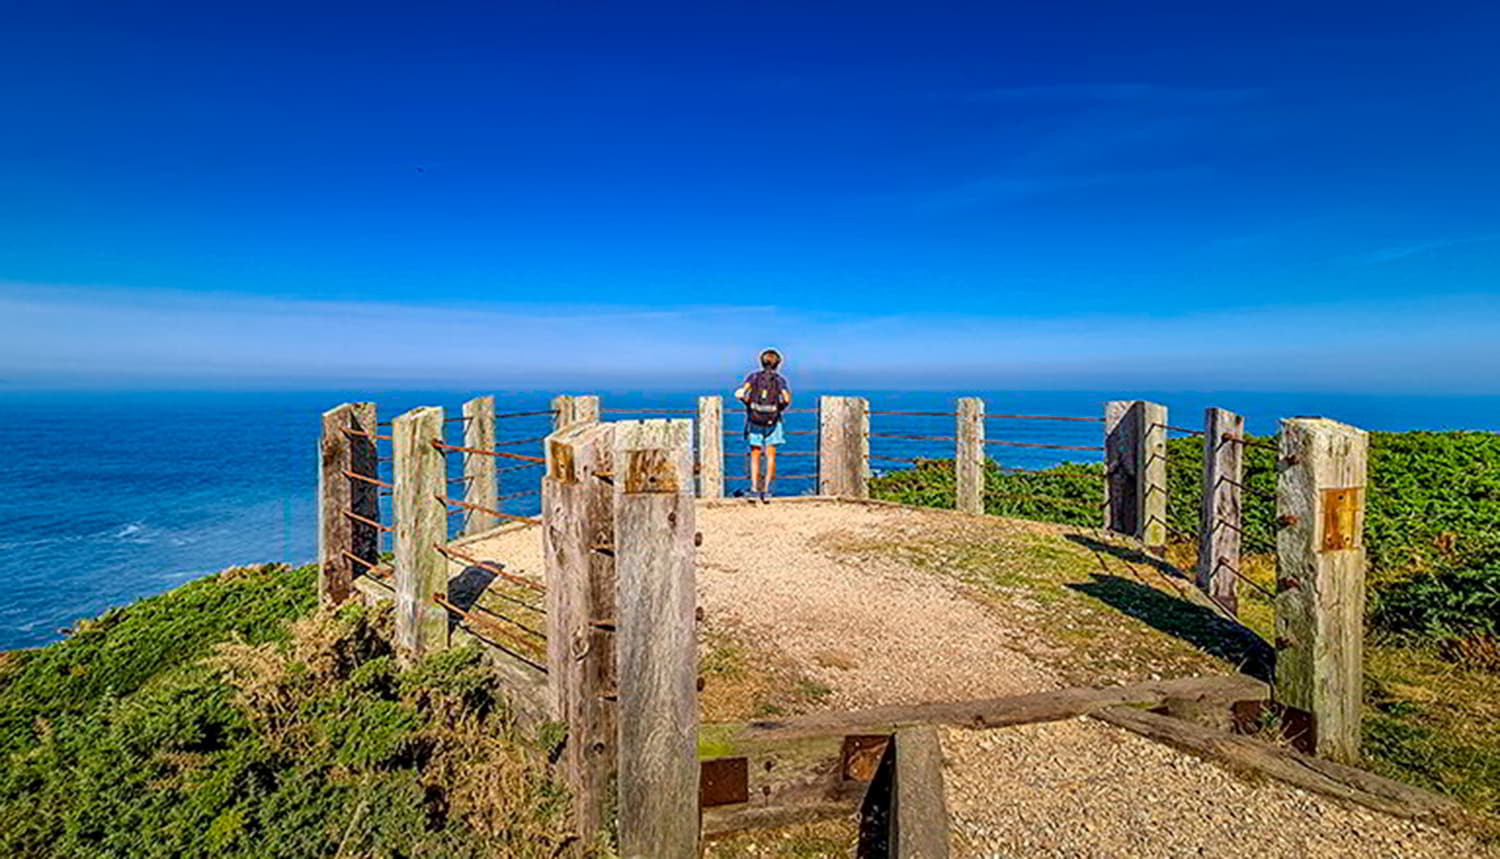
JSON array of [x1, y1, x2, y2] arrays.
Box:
[[1277, 514, 1299, 527], [1277, 577, 1301, 591], [590, 543, 616, 556]]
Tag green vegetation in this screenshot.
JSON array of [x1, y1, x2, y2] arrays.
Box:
[[871, 430, 1500, 816], [0, 564, 578, 858]]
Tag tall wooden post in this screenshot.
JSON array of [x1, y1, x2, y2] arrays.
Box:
[[956, 397, 985, 515], [818, 396, 869, 499], [697, 395, 724, 498], [543, 422, 617, 845], [393, 406, 449, 657], [1275, 417, 1368, 764], [551, 395, 574, 432], [574, 395, 600, 425], [1103, 400, 1167, 555], [613, 420, 698, 858], [318, 402, 378, 606], [462, 395, 497, 536], [1197, 408, 1244, 615]]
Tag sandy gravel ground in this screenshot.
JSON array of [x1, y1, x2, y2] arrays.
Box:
[[456, 499, 1494, 858], [942, 719, 1496, 859]]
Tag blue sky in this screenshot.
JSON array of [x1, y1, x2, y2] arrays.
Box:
[[2, 1, 1498, 391]]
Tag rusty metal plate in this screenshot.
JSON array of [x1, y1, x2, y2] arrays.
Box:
[[623, 449, 679, 493], [840, 734, 890, 782], [548, 440, 575, 483], [699, 757, 749, 808], [1320, 487, 1360, 551]]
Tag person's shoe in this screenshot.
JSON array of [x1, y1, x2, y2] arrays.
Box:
[[759, 488, 771, 504]]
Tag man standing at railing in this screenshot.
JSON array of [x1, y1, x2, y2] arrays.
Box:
[[734, 349, 791, 503]]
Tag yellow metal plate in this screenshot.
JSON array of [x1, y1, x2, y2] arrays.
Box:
[[548, 440, 575, 483], [1320, 487, 1360, 551]]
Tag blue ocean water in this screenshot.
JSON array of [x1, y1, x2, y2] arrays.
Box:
[[1, 388, 1496, 651]]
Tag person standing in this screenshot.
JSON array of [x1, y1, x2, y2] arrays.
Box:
[[734, 349, 791, 502]]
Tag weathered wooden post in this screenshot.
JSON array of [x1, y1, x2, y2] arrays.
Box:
[[462, 395, 497, 535], [891, 726, 953, 858], [1197, 408, 1244, 615], [614, 420, 698, 858], [543, 422, 617, 845], [318, 402, 379, 606], [697, 395, 724, 498], [1103, 400, 1167, 555], [552, 394, 601, 431], [1275, 417, 1368, 764], [818, 395, 869, 499], [393, 406, 449, 657], [956, 397, 985, 515]]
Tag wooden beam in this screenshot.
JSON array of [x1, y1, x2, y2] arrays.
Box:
[[542, 422, 617, 845], [892, 726, 951, 858], [551, 395, 574, 432], [697, 395, 724, 498], [1197, 408, 1244, 616], [1094, 706, 1473, 828], [1275, 417, 1368, 763], [462, 395, 497, 536], [1140, 401, 1168, 557], [614, 419, 698, 858], [955, 398, 984, 516], [393, 406, 449, 657], [318, 402, 378, 607], [711, 674, 1268, 745], [1103, 400, 1138, 536]]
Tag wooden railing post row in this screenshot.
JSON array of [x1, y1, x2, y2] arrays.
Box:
[[542, 422, 618, 847], [613, 419, 698, 858], [1197, 408, 1244, 615], [318, 402, 379, 606], [551, 395, 575, 432], [818, 395, 869, 499], [697, 395, 724, 498], [552, 395, 601, 432], [1274, 417, 1368, 764], [955, 397, 985, 515], [1103, 400, 1167, 555], [393, 406, 450, 658], [462, 395, 497, 535]]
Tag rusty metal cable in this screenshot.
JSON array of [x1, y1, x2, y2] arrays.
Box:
[[495, 409, 560, 419], [867, 454, 938, 464], [1215, 558, 1275, 599], [985, 413, 1103, 423], [600, 408, 697, 415], [432, 592, 544, 640], [430, 440, 546, 464], [495, 435, 548, 447], [340, 550, 389, 577], [870, 432, 958, 442], [983, 439, 1104, 452], [342, 510, 391, 532], [987, 490, 1104, 514], [1219, 433, 1279, 451], [496, 462, 545, 475], [434, 493, 542, 525], [341, 469, 393, 489], [868, 410, 956, 417], [497, 487, 541, 501], [432, 593, 546, 665], [341, 428, 393, 442], [433, 543, 547, 594], [1153, 422, 1204, 436]]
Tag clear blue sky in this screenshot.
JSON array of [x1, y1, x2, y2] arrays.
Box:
[[2, 1, 1498, 391]]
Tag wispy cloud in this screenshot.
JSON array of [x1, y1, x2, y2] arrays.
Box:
[[1361, 232, 1500, 264], [2, 282, 1498, 393]]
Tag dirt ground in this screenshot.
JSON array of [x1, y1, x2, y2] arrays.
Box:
[[454, 498, 1496, 858]]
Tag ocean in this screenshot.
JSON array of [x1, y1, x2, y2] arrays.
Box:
[[2, 388, 1497, 651]]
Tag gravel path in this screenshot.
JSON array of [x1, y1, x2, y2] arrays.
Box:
[[455, 499, 1493, 857], [942, 719, 1497, 858]]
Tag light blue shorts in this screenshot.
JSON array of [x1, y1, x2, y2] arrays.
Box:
[[745, 422, 785, 448]]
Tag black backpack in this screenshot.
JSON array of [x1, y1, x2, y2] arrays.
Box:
[[744, 369, 786, 428]]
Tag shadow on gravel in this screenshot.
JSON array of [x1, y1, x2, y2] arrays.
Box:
[[1065, 571, 1276, 683]]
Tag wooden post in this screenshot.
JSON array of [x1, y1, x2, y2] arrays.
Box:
[[955, 398, 984, 515], [574, 395, 600, 425], [697, 395, 724, 498], [393, 406, 449, 657], [892, 726, 952, 858], [1103, 400, 1167, 555], [551, 395, 575, 432], [818, 396, 869, 499], [1197, 408, 1244, 615], [318, 402, 378, 606], [613, 420, 698, 858], [462, 395, 497, 536], [1275, 417, 1368, 764], [543, 422, 617, 845]]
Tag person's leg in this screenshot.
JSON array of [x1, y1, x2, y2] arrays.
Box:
[[749, 445, 762, 494], [764, 444, 777, 495]]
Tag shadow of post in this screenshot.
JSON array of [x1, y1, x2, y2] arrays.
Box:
[[1063, 533, 1275, 683]]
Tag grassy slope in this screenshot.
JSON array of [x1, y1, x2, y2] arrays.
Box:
[[0, 564, 578, 858], [870, 431, 1500, 818]]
